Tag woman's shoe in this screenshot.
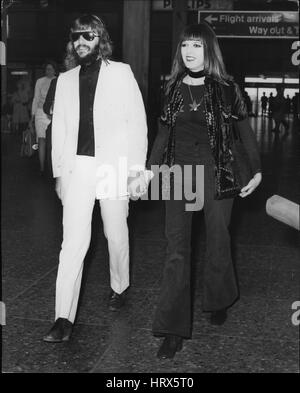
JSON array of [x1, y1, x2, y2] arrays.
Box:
[[157, 335, 183, 359]]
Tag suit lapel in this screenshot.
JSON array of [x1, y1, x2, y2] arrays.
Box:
[[94, 60, 109, 106], [94, 61, 111, 130], [70, 66, 80, 129]]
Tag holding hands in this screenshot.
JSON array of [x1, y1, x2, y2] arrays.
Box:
[[128, 170, 153, 199]]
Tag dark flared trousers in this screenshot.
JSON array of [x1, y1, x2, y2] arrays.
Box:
[[152, 148, 238, 339]]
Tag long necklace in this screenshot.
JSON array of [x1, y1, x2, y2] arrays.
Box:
[[187, 83, 204, 112]]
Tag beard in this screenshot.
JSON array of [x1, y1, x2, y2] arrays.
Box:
[[73, 42, 100, 66]]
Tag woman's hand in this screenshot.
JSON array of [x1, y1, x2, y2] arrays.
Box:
[[239, 172, 262, 198], [128, 172, 148, 198], [128, 170, 154, 199]]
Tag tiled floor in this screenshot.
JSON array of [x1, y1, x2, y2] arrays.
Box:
[[2, 116, 300, 373]]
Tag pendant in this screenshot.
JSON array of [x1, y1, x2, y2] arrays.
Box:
[[189, 100, 200, 112]]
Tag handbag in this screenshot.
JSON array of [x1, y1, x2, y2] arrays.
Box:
[[20, 124, 37, 158]]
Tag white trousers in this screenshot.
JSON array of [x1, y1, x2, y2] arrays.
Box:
[[55, 156, 129, 323]]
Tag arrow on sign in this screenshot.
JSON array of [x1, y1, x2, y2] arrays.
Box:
[[205, 15, 218, 24]]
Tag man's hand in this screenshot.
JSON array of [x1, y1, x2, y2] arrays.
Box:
[[239, 172, 262, 198]]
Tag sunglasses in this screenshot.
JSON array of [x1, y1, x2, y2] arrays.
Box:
[[70, 31, 100, 42]]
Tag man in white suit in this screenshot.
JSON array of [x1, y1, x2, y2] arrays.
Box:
[[43, 14, 148, 342]]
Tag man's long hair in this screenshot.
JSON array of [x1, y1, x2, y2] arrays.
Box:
[[63, 42, 79, 71], [166, 23, 230, 95], [70, 14, 113, 61]]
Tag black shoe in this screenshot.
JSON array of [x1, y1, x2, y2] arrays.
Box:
[[43, 318, 73, 343], [108, 290, 125, 311], [157, 335, 183, 360], [210, 309, 227, 325]]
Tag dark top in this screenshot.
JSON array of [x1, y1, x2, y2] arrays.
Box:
[[175, 83, 212, 164], [147, 83, 261, 174], [176, 84, 208, 143], [43, 77, 58, 117], [77, 58, 102, 157]]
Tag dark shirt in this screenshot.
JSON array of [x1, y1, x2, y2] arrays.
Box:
[[77, 58, 102, 156], [175, 83, 211, 164], [43, 77, 57, 117], [147, 84, 261, 174]]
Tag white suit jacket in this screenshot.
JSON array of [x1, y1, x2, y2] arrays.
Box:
[[51, 60, 148, 200]]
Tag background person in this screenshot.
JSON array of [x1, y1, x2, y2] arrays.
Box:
[[272, 85, 289, 133], [292, 93, 299, 120], [268, 92, 274, 118], [244, 90, 253, 116], [43, 44, 78, 179], [11, 78, 31, 136], [285, 94, 291, 117], [260, 91, 268, 116], [31, 61, 57, 175]]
